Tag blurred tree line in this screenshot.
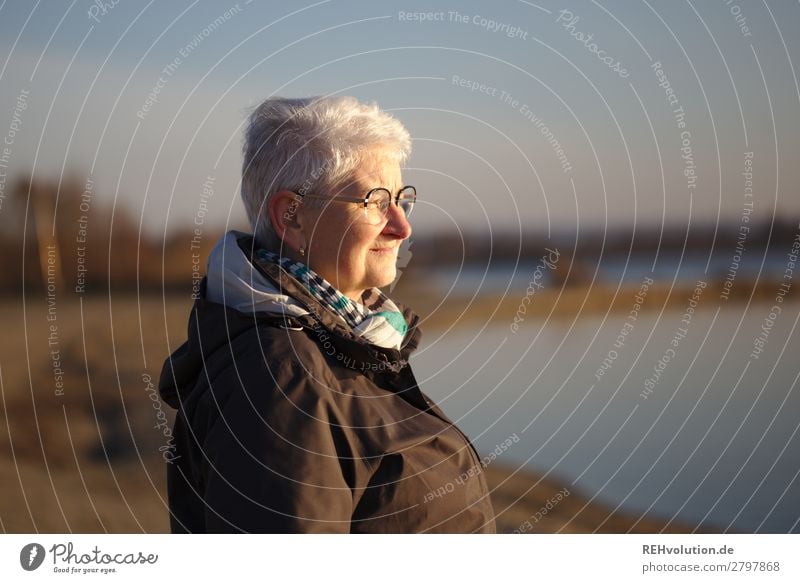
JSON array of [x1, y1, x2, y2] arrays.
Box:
[[0, 175, 221, 295], [1, 174, 796, 295]]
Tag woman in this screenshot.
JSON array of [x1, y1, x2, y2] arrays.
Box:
[[159, 96, 496, 533]]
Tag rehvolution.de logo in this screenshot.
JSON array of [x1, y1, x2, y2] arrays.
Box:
[[20, 543, 46, 571]]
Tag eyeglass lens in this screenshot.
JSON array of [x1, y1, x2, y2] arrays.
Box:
[[365, 187, 415, 220]]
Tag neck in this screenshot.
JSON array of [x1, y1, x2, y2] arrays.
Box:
[[342, 289, 366, 303]]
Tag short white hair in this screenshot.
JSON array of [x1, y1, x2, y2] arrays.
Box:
[[241, 95, 412, 249]]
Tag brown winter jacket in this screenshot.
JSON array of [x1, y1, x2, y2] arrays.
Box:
[[158, 233, 496, 533]]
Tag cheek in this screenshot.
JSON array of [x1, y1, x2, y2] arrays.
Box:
[[315, 226, 368, 281], [310, 211, 359, 259], [341, 224, 379, 258]]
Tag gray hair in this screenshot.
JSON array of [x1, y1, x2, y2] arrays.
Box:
[[241, 95, 412, 249]]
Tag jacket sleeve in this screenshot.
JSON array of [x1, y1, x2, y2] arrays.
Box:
[[199, 353, 361, 533]]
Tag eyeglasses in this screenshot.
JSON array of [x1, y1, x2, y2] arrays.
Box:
[[294, 186, 416, 224]]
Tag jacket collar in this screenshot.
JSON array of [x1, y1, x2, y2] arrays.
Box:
[[234, 233, 423, 373]]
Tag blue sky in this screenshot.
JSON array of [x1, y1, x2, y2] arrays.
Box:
[[1, 0, 798, 239]]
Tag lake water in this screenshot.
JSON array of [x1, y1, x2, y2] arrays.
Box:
[[428, 250, 789, 295], [412, 298, 800, 533]]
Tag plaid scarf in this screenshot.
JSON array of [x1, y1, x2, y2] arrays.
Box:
[[256, 250, 408, 350]]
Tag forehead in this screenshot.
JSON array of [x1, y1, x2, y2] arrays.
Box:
[[348, 150, 402, 190]]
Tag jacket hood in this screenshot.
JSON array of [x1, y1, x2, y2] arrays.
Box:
[[159, 230, 422, 409], [204, 230, 310, 318]]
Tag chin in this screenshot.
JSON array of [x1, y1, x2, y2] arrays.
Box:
[[365, 265, 397, 289]]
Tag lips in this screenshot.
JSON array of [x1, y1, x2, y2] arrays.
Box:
[[369, 245, 399, 253]]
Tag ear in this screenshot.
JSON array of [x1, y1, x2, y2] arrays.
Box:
[[267, 190, 306, 251]]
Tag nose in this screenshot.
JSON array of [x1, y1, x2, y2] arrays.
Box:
[[382, 201, 412, 240]]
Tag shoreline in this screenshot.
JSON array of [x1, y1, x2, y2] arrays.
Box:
[[395, 277, 796, 329], [485, 462, 717, 534]]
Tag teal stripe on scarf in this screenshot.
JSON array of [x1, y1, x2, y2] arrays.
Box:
[[255, 249, 408, 350], [377, 311, 408, 335]]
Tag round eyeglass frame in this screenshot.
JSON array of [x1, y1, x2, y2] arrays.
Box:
[[294, 185, 416, 219]]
